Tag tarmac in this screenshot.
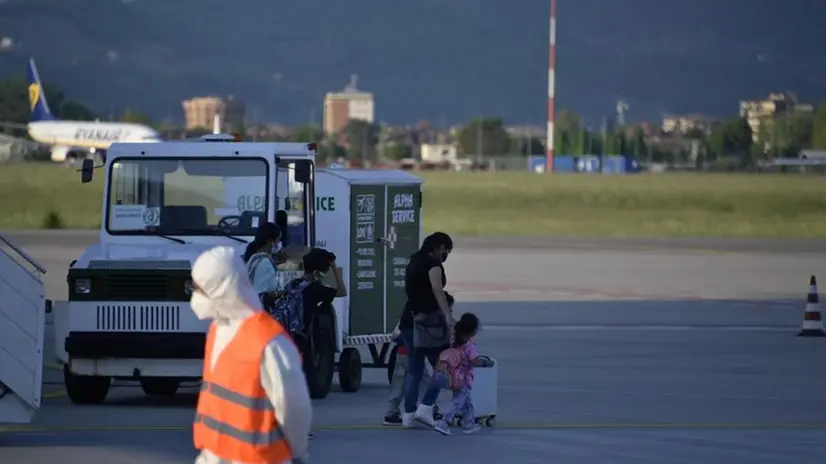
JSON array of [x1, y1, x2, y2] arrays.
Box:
[[3, 231, 826, 463]]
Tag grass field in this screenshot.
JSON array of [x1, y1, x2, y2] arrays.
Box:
[[1, 163, 825, 237]]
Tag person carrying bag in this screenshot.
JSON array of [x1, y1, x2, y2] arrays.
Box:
[[396, 232, 455, 429]]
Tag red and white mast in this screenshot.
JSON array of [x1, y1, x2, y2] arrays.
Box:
[[546, 0, 557, 173]]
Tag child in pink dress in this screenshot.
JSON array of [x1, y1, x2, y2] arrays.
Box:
[[417, 312, 494, 435]]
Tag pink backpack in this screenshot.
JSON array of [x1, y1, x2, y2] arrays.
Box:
[[438, 346, 468, 390]]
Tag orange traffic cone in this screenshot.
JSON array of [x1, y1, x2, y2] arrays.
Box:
[[798, 275, 825, 337]]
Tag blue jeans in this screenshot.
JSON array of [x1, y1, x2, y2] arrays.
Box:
[[421, 371, 449, 406], [423, 372, 475, 426], [401, 328, 443, 413]]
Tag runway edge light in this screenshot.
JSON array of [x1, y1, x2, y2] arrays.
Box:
[[797, 275, 825, 337]]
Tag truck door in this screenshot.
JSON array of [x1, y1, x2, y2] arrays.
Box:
[[275, 158, 315, 247]]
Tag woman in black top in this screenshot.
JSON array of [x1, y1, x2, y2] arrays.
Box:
[[398, 231, 454, 428]]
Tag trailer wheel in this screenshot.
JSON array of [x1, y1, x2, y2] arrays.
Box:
[[338, 348, 362, 392], [304, 314, 335, 399], [140, 378, 181, 396], [387, 344, 399, 385], [63, 364, 111, 405]]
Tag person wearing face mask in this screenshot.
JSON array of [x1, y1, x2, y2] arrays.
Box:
[[243, 222, 284, 312], [396, 232, 454, 429], [297, 248, 346, 335], [190, 246, 312, 464]]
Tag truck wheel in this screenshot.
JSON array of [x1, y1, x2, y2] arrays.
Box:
[[140, 378, 181, 396], [338, 348, 362, 392], [304, 315, 334, 399], [63, 364, 111, 405], [387, 344, 399, 385]]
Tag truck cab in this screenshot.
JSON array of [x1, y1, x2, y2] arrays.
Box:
[[54, 136, 319, 404]]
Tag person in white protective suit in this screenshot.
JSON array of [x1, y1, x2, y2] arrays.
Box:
[[191, 245, 312, 464]]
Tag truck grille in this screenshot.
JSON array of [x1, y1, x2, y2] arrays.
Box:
[[96, 304, 181, 331], [102, 274, 171, 300]]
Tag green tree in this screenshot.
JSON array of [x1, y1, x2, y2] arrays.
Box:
[[812, 103, 826, 149], [290, 123, 323, 142], [520, 137, 545, 155], [756, 113, 813, 157], [0, 75, 67, 124], [456, 117, 511, 156], [705, 117, 753, 161], [318, 140, 346, 163], [728, 118, 753, 155], [119, 108, 152, 125], [553, 109, 582, 155], [344, 119, 379, 160], [631, 127, 647, 160], [384, 142, 413, 160]]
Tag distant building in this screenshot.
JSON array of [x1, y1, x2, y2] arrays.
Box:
[[661, 115, 711, 136], [323, 75, 375, 136], [420, 143, 458, 164], [739, 92, 813, 141], [182, 96, 246, 131]]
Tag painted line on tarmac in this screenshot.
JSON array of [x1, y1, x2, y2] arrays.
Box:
[[42, 390, 66, 399], [485, 325, 795, 332], [4, 422, 826, 433]]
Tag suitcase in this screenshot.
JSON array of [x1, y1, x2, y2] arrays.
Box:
[[448, 356, 497, 427]]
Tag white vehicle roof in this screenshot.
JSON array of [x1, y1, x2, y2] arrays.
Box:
[[318, 168, 423, 184], [106, 139, 316, 159]]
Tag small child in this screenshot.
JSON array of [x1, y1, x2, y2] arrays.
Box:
[[420, 312, 493, 435], [383, 331, 439, 425]]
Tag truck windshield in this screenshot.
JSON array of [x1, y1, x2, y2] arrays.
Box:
[[105, 157, 269, 236]]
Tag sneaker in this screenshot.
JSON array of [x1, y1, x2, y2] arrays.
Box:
[[433, 405, 443, 421], [462, 423, 482, 435], [434, 420, 451, 436], [402, 412, 417, 428], [383, 411, 403, 426], [413, 404, 436, 428]]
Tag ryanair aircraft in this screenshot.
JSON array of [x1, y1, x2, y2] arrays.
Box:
[[1, 58, 160, 162]]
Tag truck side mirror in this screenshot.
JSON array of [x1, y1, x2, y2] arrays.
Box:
[[80, 158, 94, 183], [294, 160, 312, 184]]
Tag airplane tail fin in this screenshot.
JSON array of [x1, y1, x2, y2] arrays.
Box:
[[27, 58, 55, 122]]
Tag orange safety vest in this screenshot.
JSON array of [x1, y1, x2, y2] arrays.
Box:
[[194, 312, 294, 463]]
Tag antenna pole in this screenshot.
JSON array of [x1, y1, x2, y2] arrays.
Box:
[[546, 0, 557, 173]]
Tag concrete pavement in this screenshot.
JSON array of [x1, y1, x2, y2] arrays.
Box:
[[5, 229, 826, 253], [2, 231, 826, 463]]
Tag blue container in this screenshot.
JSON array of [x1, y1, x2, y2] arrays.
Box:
[[624, 156, 641, 173], [553, 155, 576, 173], [601, 155, 625, 174], [527, 155, 547, 173], [576, 155, 601, 173]]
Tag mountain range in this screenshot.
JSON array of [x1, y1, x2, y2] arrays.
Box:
[[1, 0, 825, 127]]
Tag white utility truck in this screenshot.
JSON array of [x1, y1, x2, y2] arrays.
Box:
[[0, 234, 49, 424], [53, 135, 423, 404]]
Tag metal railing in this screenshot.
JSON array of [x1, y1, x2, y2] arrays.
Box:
[[0, 233, 47, 278]]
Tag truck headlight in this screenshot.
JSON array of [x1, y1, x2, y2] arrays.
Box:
[[184, 279, 194, 295], [74, 278, 91, 294]]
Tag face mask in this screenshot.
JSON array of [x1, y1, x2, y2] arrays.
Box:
[[441, 252, 449, 263], [190, 292, 214, 320]]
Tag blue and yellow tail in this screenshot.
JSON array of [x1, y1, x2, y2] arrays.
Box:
[[26, 58, 55, 122]]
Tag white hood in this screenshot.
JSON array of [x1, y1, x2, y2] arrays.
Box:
[[190, 246, 263, 323], [73, 242, 248, 269]]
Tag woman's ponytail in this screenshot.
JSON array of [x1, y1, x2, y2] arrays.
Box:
[[243, 221, 282, 262], [243, 239, 262, 263]]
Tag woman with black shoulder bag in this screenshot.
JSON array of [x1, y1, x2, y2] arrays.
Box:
[[397, 232, 455, 429]]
